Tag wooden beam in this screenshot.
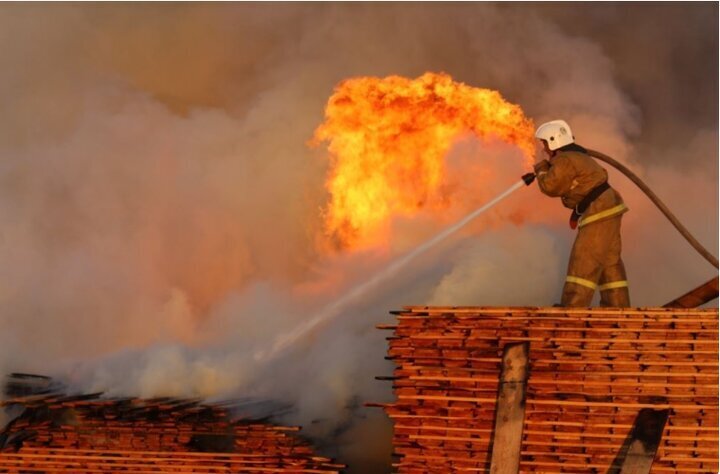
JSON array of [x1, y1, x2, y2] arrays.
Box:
[[489, 342, 529, 474], [607, 408, 670, 474], [664, 276, 718, 308]]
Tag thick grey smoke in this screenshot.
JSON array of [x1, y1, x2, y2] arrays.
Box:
[[0, 3, 716, 472]]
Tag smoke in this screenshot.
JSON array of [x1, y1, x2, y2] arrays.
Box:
[[0, 3, 716, 472], [428, 227, 568, 306]]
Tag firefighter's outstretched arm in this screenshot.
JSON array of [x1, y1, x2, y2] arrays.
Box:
[[535, 155, 573, 197]]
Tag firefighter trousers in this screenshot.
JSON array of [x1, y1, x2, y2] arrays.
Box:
[[561, 215, 630, 307]]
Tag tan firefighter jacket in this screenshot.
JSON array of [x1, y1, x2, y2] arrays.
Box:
[[537, 150, 627, 227]]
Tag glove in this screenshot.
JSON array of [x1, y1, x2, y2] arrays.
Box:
[[533, 159, 550, 174]]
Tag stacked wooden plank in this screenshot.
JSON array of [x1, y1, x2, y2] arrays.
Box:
[[0, 390, 344, 473], [376, 307, 718, 473]]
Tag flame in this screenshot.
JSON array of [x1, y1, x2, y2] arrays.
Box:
[[313, 72, 535, 250]]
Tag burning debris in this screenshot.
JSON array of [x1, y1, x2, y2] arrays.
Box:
[[373, 307, 719, 473], [0, 374, 344, 473]]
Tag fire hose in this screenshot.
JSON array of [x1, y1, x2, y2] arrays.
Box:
[[523, 149, 719, 269]]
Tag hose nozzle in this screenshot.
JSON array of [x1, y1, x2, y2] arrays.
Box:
[[521, 172, 536, 186]]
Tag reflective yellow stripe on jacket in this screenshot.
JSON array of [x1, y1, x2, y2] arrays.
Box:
[[566, 276, 597, 290], [578, 203, 628, 228]]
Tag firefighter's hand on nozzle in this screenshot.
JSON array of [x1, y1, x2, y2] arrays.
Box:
[[534, 159, 550, 174], [521, 172, 536, 186]]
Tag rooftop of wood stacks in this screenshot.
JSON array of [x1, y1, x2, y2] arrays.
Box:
[[377, 305, 718, 474]]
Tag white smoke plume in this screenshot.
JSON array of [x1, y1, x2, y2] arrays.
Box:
[[0, 4, 716, 472]]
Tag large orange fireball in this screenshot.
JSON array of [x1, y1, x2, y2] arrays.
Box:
[[313, 72, 535, 250]]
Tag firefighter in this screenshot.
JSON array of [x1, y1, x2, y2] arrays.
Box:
[[533, 120, 630, 307]]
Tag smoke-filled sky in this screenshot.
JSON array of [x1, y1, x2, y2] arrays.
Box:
[[0, 3, 717, 472]]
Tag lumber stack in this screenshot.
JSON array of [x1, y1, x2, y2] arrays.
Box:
[[0, 388, 344, 473], [376, 307, 719, 473]]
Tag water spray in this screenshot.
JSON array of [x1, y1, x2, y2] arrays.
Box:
[[255, 175, 535, 362]]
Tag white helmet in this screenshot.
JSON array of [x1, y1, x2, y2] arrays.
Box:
[[535, 120, 574, 151]]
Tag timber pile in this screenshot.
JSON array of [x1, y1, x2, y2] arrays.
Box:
[[0, 381, 344, 473], [376, 307, 719, 473]]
